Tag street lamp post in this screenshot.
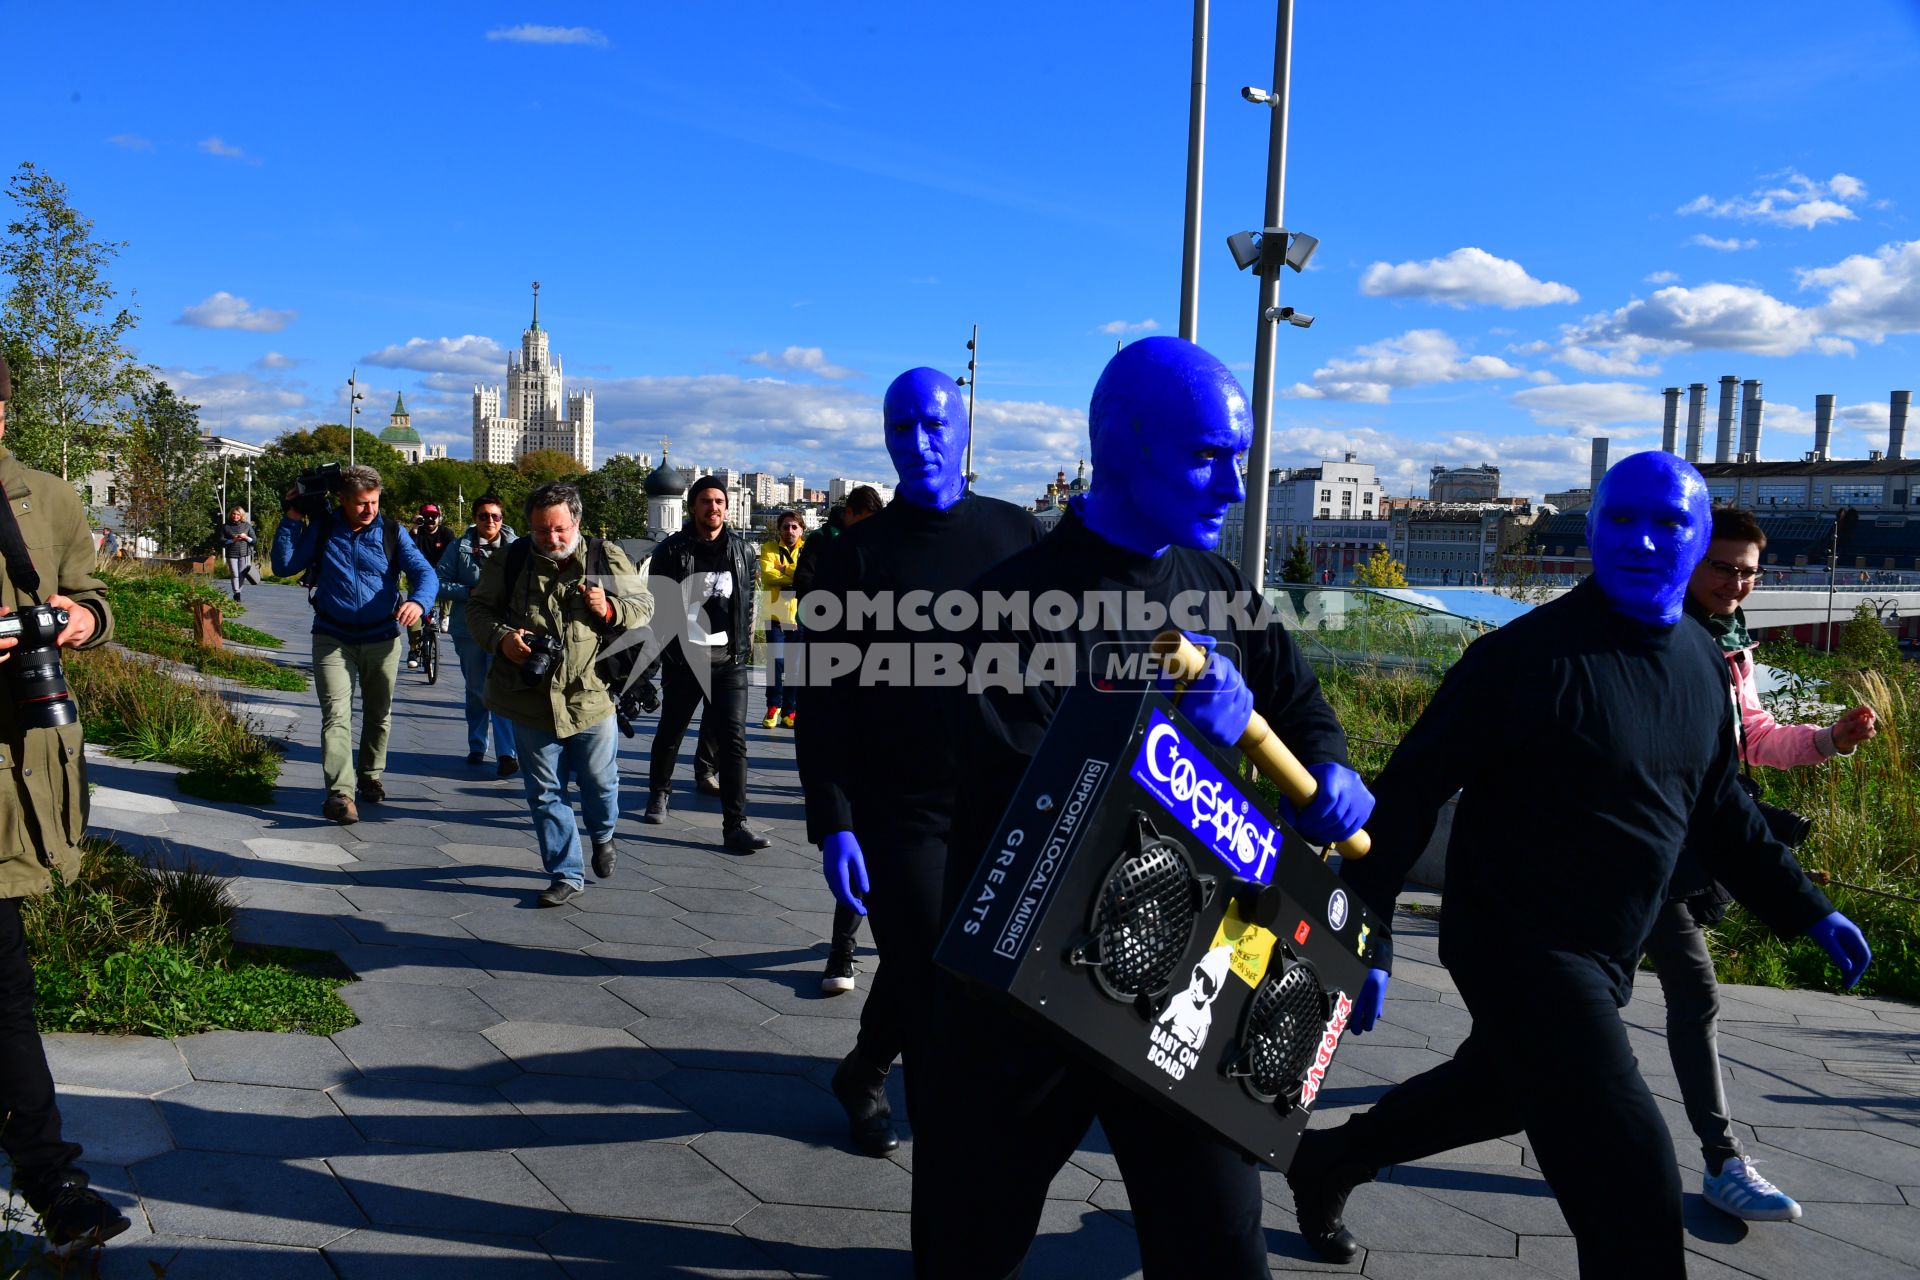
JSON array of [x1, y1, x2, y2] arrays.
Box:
[[244, 464, 254, 520], [1178, 0, 1210, 341], [957, 325, 979, 490], [346, 369, 364, 468]]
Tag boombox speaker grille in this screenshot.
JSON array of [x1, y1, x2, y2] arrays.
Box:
[[1235, 958, 1327, 1105], [1076, 813, 1211, 1007]]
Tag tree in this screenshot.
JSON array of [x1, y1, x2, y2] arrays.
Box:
[[517, 449, 583, 486], [578, 453, 653, 537], [1838, 601, 1901, 673], [0, 163, 145, 481], [1352, 546, 1409, 589], [117, 382, 212, 554], [1280, 535, 1314, 585]]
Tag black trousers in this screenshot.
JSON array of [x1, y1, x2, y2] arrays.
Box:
[[1642, 899, 1741, 1172], [1321, 954, 1683, 1280], [0, 898, 81, 1196], [913, 977, 1270, 1279], [843, 829, 942, 1092], [649, 660, 749, 829]]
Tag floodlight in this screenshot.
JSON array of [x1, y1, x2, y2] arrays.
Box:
[[1227, 230, 1262, 271], [1283, 232, 1319, 272]]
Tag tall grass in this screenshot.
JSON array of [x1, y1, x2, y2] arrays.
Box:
[[67, 645, 281, 803], [96, 562, 301, 691]]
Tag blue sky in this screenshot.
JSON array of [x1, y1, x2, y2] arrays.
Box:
[[9, 1, 1920, 503]]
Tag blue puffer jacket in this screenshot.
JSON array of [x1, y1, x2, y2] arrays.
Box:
[[271, 511, 439, 643]]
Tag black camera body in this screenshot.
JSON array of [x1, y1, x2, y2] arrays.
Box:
[[0, 604, 76, 728], [520, 633, 564, 684], [1737, 775, 1812, 849], [286, 462, 344, 520]]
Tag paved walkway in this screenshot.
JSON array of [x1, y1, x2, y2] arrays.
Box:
[[42, 584, 1920, 1277]]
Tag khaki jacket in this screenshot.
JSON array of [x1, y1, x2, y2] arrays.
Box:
[[0, 449, 112, 899], [466, 536, 652, 738]]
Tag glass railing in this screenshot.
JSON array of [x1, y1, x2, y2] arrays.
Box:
[[1265, 585, 1490, 675]]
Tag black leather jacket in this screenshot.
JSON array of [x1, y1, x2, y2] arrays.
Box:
[[649, 527, 758, 668]]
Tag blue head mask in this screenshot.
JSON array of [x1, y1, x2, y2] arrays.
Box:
[[1078, 337, 1250, 556], [1585, 450, 1712, 626], [884, 368, 971, 510]]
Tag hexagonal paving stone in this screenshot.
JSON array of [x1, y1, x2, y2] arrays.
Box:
[[323, 1227, 568, 1278], [43, 1034, 191, 1094], [179, 1030, 361, 1090], [481, 1021, 672, 1081], [156, 1081, 366, 1159], [246, 838, 358, 866], [496, 1074, 701, 1144], [131, 1149, 365, 1248], [732, 1202, 913, 1278], [540, 1214, 786, 1278], [459, 941, 615, 984], [56, 1086, 174, 1166], [339, 981, 502, 1030], [333, 944, 487, 986], [469, 976, 645, 1028], [455, 905, 606, 950], [696, 1130, 912, 1211], [658, 1069, 846, 1139], [97, 1235, 341, 1279], [332, 1024, 520, 1086], [329, 1078, 546, 1150], [604, 975, 781, 1023], [326, 1147, 566, 1236], [517, 1140, 757, 1224]]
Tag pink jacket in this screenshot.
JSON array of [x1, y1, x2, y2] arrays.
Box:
[[1724, 645, 1838, 767]]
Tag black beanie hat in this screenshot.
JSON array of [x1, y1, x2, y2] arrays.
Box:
[[688, 475, 726, 502]]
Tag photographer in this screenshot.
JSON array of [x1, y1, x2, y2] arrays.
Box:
[[0, 355, 131, 1253], [1655, 507, 1878, 1223], [271, 463, 439, 824], [467, 482, 652, 907], [435, 494, 518, 777]]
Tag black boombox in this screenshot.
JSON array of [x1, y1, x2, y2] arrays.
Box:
[[935, 686, 1380, 1169]]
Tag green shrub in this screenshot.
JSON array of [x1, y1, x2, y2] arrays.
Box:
[[23, 841, 354, 1037], [67, 645, 282, 803], [96, 562, 299, 689]]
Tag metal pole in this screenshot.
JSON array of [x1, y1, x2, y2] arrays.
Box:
[[1826, 529, 1839, 654], [1239, 0, 1294, 593], [962, 325, 978, 490], [245, 466, 253, 520], [1179, 0, 1210, 341], [347, 369, 359, 469], [221, 456, 229, 523]]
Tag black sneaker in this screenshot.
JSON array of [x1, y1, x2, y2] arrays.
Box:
[[466, 750, 486, 766], [356, 775, 386, 804], [830, 1052, 899, 1157], [821, 948, 857, 995], [497, 755, 520, 779], [1285, 1128, 1371, 1264], [642, 792, 669, 824], [592, 840, 616, 880], [537, 879, 582, 908], [722, 826, 771, 854], [695, 772, 722, 797], [34, 1171, 131, 1257]]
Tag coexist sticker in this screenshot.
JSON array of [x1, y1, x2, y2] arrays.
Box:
[[1128, 710, 1280, 887]]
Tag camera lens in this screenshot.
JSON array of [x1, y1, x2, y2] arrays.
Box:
[[4, 607, 76, 730]]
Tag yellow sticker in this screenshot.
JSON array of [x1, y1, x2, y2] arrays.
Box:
[[1209, 900, 1279, 988]]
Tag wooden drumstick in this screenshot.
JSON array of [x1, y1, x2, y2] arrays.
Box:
[[1151, 630, 1371, 859]]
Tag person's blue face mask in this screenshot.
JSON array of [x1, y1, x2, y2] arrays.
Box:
[[1078, 337, 1251, 556], [1586, 451, 1712, 626], [883, 368, 970, 510]]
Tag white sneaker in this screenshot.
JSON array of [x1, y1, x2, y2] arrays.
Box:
[[1703, 1157, 1801, 1222]]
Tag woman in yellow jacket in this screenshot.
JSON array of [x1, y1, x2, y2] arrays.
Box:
[[759, 510, 805, 728]]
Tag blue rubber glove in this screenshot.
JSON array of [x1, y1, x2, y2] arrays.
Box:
[[1349, 968, 1389, 1035], [822, 831, 869, 916], [1159, 631, 1253, 752], [1806, 911, 1871, 990], [1274, 761, 1376, 848]]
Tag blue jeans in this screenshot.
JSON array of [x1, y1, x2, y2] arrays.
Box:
[[767, 620, 799, 715], [453, 635, 517, 760], [513, 716, 619, 889]]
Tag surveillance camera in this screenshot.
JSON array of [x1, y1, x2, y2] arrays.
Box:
[[1281, 308, 1314, 329], [1283, 232, 1319, 273], [1227, 230, 1262, 271], [1241, 86, 1272, 104]]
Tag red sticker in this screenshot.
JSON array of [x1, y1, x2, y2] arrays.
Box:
[[1293, 920, 1312, 945]]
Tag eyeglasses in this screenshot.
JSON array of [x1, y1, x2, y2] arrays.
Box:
[[476, 512, 504, 522], [1705, 559, 1761, 582]]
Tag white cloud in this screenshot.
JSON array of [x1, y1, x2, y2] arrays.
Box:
[[1798, 239, 1920, 341], [1557, 346, 1661, 377], [155, 366, 316, 440], [1283, 329, 1527, 403], [197, 137, 260, 165], [1677, 171, 1865, 229], [1564, 282, 1821, 359], [1644, 271, 1680, 285], [253, 351, 299, 371], [1689, 235, 1758, 251], [1260, 421, 1631, 504], [485, 24, 609, 46], [175, 291, 296, 333], [741, 346, 859, 380], [1358, 247, 1578, 309], [1096, 318, 1160, 336], [105, 134, 152, 151], [362, 335, 508, 377], [1511, 381, 1667, 431]]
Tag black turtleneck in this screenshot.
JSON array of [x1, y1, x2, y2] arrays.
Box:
[[798, 492, 1043, 844], [1342, 576, 1830, 1002], [944, 505, 1349, 913]]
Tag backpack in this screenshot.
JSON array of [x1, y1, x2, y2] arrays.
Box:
[[502, 536, 637, 693], [303, 512, 404, 618]]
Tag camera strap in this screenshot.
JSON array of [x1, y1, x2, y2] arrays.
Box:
[[0, 488, 44, 605]]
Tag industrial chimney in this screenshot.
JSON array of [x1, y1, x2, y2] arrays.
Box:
[[1589, 437, 1610, 494], [1716, 375, 1738, 464], [1813, 394, 1834, 462], [1893, 390, 1911, 462], [1741, 379, 1764, 461], [1661, 388, 1681, 454], [1686, 383, 1707, 462]]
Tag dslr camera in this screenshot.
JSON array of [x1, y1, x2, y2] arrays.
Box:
[[285, 462, 344, 520], [519, 633, 564, 685], [0, 604, 77, 729]]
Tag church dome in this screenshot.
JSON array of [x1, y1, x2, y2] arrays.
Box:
[[379, 423, 423, 447], [645, 463, 689, 498]]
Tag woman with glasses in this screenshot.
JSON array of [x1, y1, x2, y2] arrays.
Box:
[[1659, 507, 1877, 1223], [438, 495, 520, 777]]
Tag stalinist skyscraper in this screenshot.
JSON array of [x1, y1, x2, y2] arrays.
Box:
[[472, 282, 594, 470]]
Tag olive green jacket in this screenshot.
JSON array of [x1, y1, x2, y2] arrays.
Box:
[[466, 536, 653, 738], [0, 449, 112, 899]]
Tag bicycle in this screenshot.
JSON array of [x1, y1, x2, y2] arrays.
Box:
[[413, 608, 441, 685]]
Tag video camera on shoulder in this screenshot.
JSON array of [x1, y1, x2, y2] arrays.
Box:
[[286, 462, 344, 520]]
